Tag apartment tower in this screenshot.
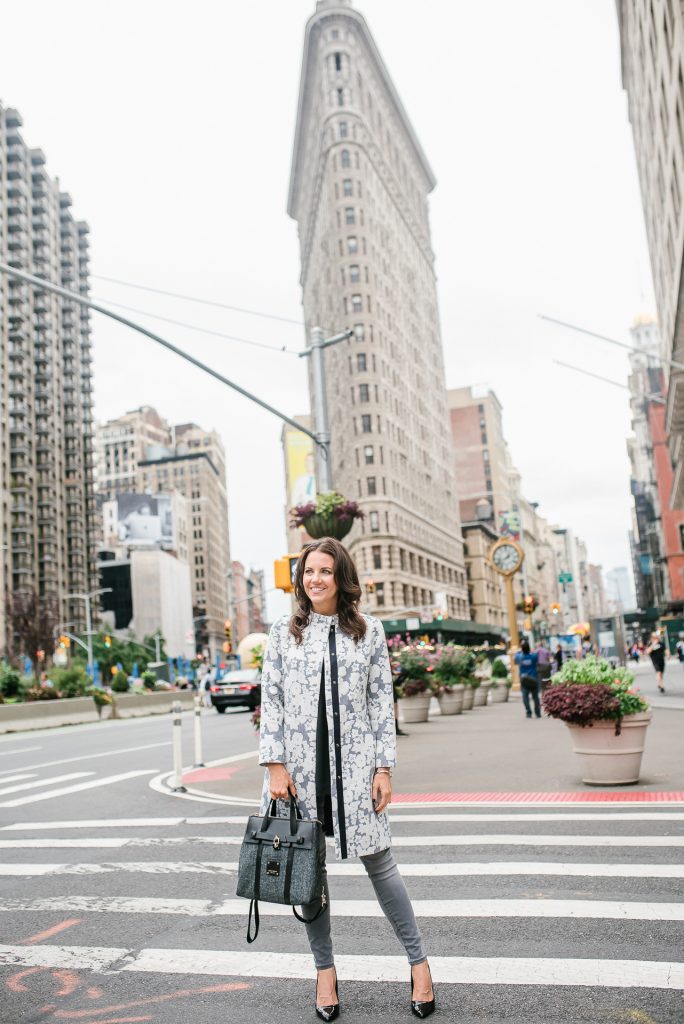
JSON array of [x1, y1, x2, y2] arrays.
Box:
[[616, 0, 684, 506], [288, 0, 468, 620], [0, 104, 97, 646]]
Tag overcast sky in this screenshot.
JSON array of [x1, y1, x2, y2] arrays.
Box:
[[1, 0, 653, 620]]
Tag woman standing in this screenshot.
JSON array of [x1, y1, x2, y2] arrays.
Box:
[[260, 538, 435, 1021]]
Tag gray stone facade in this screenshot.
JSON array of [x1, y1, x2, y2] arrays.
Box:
[[288, 1, 468, 620]]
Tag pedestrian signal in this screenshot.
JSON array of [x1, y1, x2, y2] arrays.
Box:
[[550, 603, 561, 616], [274, 554, 299, 593], [104, 635, 112, 648]]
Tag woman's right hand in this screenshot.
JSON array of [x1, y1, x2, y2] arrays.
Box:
[[267, 762, 296, 801]]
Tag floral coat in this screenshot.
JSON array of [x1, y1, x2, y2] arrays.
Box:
[[259, 611, 396, 860]]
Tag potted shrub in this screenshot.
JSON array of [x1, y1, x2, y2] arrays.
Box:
[[290, 491, 364, 541], [542, 656, 651, 785], [0, 665, 22, 701], [141, 670, 157, 691], [394, 646, 434, 723], [87, 687, 114, 718], [432, 648, 472, 715], [488, 657, 512, 703]]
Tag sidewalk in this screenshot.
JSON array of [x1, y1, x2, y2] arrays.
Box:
[[180, 694, 684, 805]]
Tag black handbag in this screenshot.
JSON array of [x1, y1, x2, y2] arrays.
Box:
[[236, 796, 327, 943]]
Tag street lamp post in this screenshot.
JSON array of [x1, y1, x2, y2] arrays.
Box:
[[65, 588, 112, 680], [299, 326, 354, 492]]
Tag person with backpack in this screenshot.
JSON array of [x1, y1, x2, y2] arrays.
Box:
[[515, 639, 541, 719]]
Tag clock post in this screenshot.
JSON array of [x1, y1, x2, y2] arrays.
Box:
[[488, 538, 525, 690]]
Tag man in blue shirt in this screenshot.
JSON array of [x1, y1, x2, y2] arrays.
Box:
[[515, 639, 541, 719]]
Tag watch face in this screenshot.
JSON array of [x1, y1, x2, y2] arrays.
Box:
[[493, 543, 520, 573]]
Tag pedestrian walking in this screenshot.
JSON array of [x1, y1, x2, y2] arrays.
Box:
[[536, 640, 552, 687], [553, 643, 563, 673], [645, 631, 667, 693], [675, 638, 684, 664], [515, 639, 541, 718], [259, 537, 435, 1021]]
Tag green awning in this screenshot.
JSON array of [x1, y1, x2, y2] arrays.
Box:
[[380, 617, 504, 646]]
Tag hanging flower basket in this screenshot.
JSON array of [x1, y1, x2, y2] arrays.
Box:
[[290, 492, 364, 542]]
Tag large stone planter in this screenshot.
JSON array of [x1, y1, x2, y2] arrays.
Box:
[[488, 683, 510, 704], [565, 712, 652, 785], [461, 685, 475, 711], [473, 681, 491, 707], [437, 685, 464, 715], [399, 693, 431, 723]]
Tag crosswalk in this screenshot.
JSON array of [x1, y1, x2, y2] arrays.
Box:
[[0, 803, 682, 1015]]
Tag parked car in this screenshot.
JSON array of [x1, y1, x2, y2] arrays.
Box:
[[209, 668, 261, 713]]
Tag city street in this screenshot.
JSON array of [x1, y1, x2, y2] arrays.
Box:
[[0, 697, 682, 1023]]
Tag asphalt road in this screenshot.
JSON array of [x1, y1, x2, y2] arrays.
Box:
[[0, 706, 682, 1023]]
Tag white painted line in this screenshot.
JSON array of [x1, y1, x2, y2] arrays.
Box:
[[0, 746, 41, 758], [0, 740, 170, 776], [388, 812, 684, 823], [0, 944, 680, 988], [0, 771, 92, 797], [0, 774, 36, 786], [1, 895, 682, 922], [2, 861, 682, 878], [390, 835, 684, 848], [0, 770, 157, 808], [1, 816, 185, 832], [1, 832, 682, 850], [392, 800, 684, 808]]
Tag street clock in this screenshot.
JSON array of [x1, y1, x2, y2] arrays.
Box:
[[489, 538, 524, 576]]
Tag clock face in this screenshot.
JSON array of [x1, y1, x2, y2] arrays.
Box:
[[492, 543, 521, 574]]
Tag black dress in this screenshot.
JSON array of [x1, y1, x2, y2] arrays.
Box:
[[315, 663, 335, 836]]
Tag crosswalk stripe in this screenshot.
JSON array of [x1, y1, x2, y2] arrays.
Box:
[[0, 895, 681, 921], [1, 860, 682, 878], [0, 770, 158, 808], [4, 810, 683, 833], [0, 832, 681, 849], [0, 945, 680, 988], [0, 771, 92, 797]]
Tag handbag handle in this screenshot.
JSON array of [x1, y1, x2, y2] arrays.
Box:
[[260, 795, 303, 835]]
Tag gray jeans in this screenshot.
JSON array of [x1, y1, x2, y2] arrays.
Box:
[[302, 827, 426, 969]]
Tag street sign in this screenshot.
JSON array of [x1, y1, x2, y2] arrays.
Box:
[[558, 572, 573, 584]]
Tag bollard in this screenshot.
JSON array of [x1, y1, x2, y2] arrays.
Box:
[[193, 695, 205, 768], [170, 699, 187, 792]]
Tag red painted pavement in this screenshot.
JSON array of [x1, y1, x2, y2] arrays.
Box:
[[391, 791, 684, 803], [182, 764, 245, 784]]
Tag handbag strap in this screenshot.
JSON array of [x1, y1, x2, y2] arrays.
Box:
[[260, 795, 303, 836], [247, 899, 260, 943]]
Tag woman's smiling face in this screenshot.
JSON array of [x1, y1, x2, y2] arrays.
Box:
[[303, 550, 338, 613]]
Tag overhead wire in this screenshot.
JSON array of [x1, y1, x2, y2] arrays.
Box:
[[91, 273, 305, 327], [90, 295, 301, 356]]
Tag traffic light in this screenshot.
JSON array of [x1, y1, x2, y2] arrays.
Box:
[[523, 595, 536, 614], [222, 641, 232, 654], [550, 603, 561, 616], [274, 554, 299, 593], [58, 635, 70, 650], [224, 619, 232, 654], [366, 578, 376, 594], [104, 635, 112, 649]]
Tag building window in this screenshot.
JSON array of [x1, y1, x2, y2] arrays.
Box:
[[680, 523, 684, 550], [357, 352, 367, 371], [341, 149, 351, 169], [334, 52, 342, 72], [361, 414, 372, 433], [339, 121, 348, 138], [347, 236, 358, 255], [349, 263, 360, 282], [343, 178, 353, 196], [375, 582, 385, 606], [345, 207, 355, 225], [351, 294, 363, 312], [372, 545, 382, 569], [354, 322, 364, 340], [370, 511, 380, 533], [359, 383, 370, 401], [337, 88, 345, 107], [364, 444, 374, 464], [367, 476, 377, 495]]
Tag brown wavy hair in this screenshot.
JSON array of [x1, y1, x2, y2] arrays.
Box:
[[290, 538, 367, 645]]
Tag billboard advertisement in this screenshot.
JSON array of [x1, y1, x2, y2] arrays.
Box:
[[115, 493, 173, 547], [285, 429, 315, 508], [498, 508, 521, 542]]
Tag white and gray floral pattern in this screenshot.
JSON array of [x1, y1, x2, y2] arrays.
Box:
[[259, 612, 396, 860]]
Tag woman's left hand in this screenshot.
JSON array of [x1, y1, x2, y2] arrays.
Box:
[[372, 771, 392, 814]]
